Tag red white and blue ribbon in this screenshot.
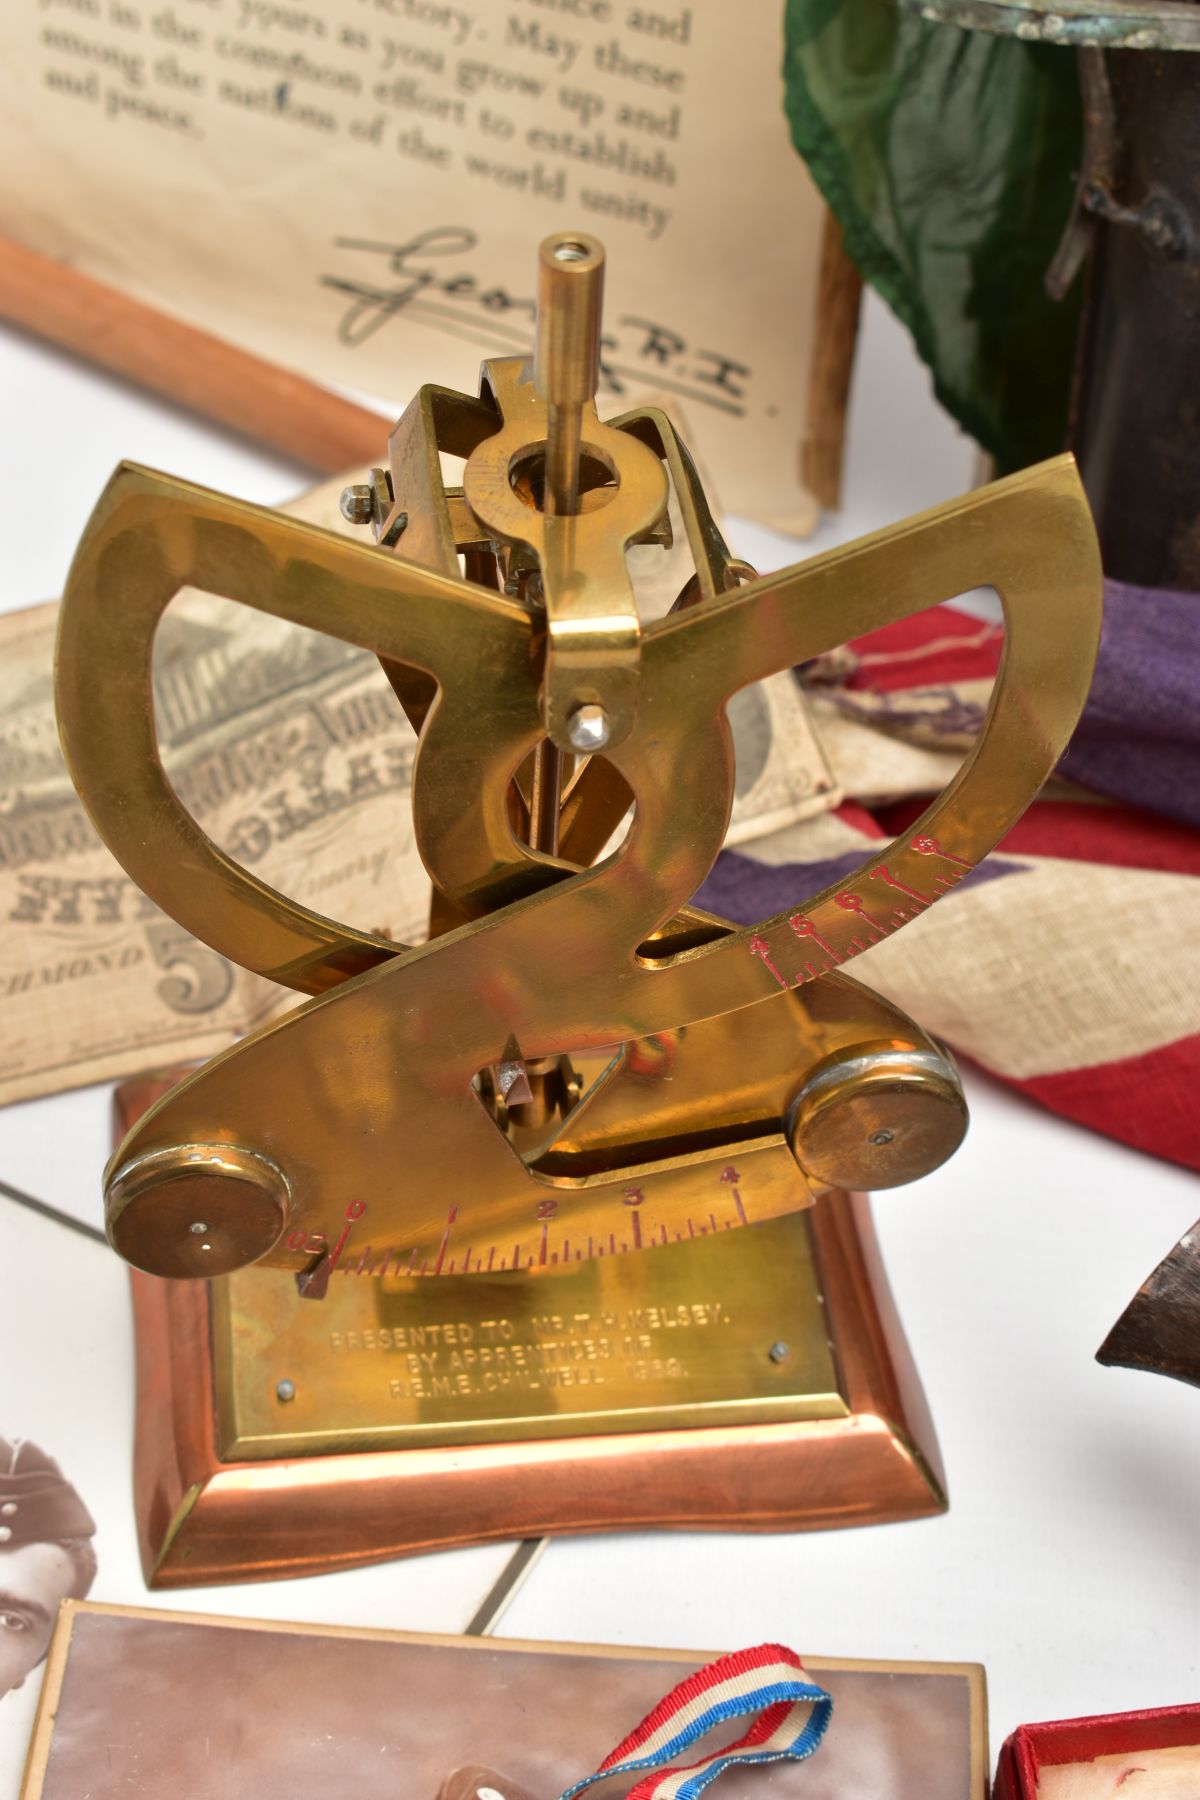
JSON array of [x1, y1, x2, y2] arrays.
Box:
[[557, 1643, 832, 1800]]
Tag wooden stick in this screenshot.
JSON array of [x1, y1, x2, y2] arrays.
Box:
[[802, 213, 864, 514], [0, 234, 391, 473]]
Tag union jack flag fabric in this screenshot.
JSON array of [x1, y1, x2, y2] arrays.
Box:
[[558, 1643, 832, 1800], [695, 578, 1199, 1174]]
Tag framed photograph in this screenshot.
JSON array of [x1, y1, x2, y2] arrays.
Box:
[[21, 1604, 988, 1798]]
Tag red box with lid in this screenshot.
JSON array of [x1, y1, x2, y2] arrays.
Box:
[[994, 1705, 1200, 1797]]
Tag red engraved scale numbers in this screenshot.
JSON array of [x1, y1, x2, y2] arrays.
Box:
[[749, 934, 789, 991], [834, 890, 889, 948], [867, 863, 930, 929], [536, 1195, 557, 1266], [910, 834, 974, 892], [287, 1198, 367, 1270], [624, 1185, 644, 1248], [719, 1163, 749, 1226], [747, 833, 976, 993], [788, 916, 842, 983]]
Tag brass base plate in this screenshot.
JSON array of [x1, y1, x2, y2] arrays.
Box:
[[213, 1219, 846, 1459]]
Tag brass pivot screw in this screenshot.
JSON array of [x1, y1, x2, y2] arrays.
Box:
[[534, 230, 605, 517], [787, 1045, 968, 1192], [105, 1143, 291, 1278], [566, 702, 610, 752], [339, 483, 374, 523]]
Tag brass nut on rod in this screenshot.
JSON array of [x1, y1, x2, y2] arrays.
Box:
[[786, 1045, 968, 1192], [105, 1142, 291, 1278]]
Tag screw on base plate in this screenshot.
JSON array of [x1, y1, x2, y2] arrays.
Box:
[[276, 1379, 296, 1403], [768, 1341, 790, 1364]]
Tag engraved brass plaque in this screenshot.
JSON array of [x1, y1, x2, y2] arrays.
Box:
[[212, 1214, 846, 1459]]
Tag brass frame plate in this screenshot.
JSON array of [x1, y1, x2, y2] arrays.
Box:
[[130, 1183, 945, 1587]]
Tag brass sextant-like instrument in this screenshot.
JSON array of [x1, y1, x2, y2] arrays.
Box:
[[56, 232, 1102, 1584]]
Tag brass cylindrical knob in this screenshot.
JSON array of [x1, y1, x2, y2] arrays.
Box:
[[787, 1044, 968, 1192], [106, 1142, 290, 1278], [535, 230, 605, 410], [534, 230, 605, 517]]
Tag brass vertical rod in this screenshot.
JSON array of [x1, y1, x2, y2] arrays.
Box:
[[530, 739, 564, 856], [544, 403, 582, 518]]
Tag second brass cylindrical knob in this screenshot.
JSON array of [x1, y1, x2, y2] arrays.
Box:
[[106, 1141, 291, 1278], [787, 1044, 968, 1192]]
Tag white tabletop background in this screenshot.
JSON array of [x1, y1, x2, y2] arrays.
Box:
[[0, 288, 1196, 1787]]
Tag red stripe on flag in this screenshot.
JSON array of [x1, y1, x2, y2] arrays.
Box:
[[874, 797, 1200, 878], [847, 605, 1002, 692], [834, 800, 887, 840], [1005, 1034, 1200, 1173]]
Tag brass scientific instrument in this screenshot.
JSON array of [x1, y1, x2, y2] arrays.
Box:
[[56, 232, 1102, 1584]]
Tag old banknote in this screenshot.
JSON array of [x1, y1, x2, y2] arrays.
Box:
[[0, 476, 839, 1107]]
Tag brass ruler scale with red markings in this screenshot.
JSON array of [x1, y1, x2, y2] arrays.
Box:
[[56, 232, 1102, 1584]]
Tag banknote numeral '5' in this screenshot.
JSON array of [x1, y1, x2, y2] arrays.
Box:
[[144, 920, 234, 1015]]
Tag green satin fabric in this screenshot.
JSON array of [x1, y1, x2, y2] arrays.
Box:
[[782, 0, 1083, 471]]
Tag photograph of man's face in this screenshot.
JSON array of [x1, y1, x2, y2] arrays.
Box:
[[0, 1440, 96, 1700]]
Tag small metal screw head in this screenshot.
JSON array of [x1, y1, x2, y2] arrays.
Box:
[[189, 1220, 209, 1235], [768, 1341, 790, 1364], [276, 1379, 296, 1403], [870, 1129, 894, 1146], [566, 702, 610, 753], [340, 483, 375, 524]]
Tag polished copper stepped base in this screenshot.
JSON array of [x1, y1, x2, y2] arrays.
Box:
[[121, 1082, 946, 1588]]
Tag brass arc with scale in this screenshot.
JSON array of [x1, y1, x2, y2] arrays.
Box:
[[55, 232, 1103, 1584]]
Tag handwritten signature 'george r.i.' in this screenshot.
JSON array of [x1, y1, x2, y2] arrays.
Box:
[[319, 226, 753, 417]]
